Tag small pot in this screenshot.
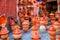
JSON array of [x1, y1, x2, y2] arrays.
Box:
[[0, 27, 9, 40], [13, 28, 22, 39], [31, 31, 41, 40]]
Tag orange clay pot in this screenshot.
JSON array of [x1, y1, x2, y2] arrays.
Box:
[[31, 25, 39, 31], [55, 11, 59, 18], [48, 26, 56, 36], [31, 17, 37, 25], [49, 13, 54, 19], [12, 24, 20, 30], [53, 21, 60, 29], [0, 15, 7, 27], [10, 20, 15, 26], [31, 31, 40, 40], [58, 36, 60, 40], [50, 36, 56, 40], [39, 17, 45, 25], [31, 11, 34, 16], [0, 27, 9, 39], [20, 17, 24, 23], [58, 16, 60, 23], [19, 13, 24, 18], [13, 28, 22, 39], [24, 13, 28, 18]]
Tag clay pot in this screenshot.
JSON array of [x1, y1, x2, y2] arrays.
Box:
[[31, 17, 37, 25], [58, 36, 60, 40], [0, 27, 9, 39], [48, 26, 56, 36], [31, 31, 40, 40], [58, 16, 60, 23], [12, 24, 20, 30], [19, 13, 24, 18], [49, 13, 54, 19], [0, 15, 7, 28], [53, 21, 60, 29], [31, 25, 39, 31], [13, 28, 22, 39], [53, 21, 60, 34], [10, 20, 15, 26], [39, 17, 45, 25], [50, 36, 56, 40], [55, 11, 59, 18]]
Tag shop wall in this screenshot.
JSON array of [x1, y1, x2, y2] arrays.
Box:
[[0, 0, 17, 20]]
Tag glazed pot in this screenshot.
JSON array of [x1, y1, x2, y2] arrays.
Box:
[[39, 25, 46, 33]]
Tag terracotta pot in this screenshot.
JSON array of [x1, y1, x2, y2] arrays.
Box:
[[13, 28, 22, 39], [58, 16, 60, 23], [58, 36, 60, 40], [20, 17, 24, 23], [31, 31, 41, 40], [49, 13, 54, 19], [55, 11, 59, 18], [10, 20, 16, 26], [12, 24, 20, 30], [0, 15, 7, 28], [39, 17, 45, 25], [0, 27, 9, 39], [31, 25, 39, 31], [53, 21, 60, 29], [19, 13, 24, 18], [48, 26, 56, 36], [31, 17, 37, 25], [50, 36, 56, 40]]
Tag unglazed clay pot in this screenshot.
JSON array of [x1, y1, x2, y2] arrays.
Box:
[[12, 24, 20, 30], [55, 11, 59, 18], [31, 25, 39, 31], [43, 16, 48, 26], [58, 16, 60, 23], [0, 15, 7, 28], [20, 17, 24, 23], [0, 27, 9, 40], [49, 13, 54, 19], [58, 36, 60, 40], [53, 21, 60, 34], [13, 28, 22, 39], [48, 26, 56, 36], [19, 13, 24, 18], [31, 31, 41, 40], [39, 17, 45, 25], [22, 20, 29, 32], [50, 36, 56, 40], [48, 26, 56, 40], [10, 20, 16, 26], [31, 17, 37, 25], [53, 21, 60, 29]]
